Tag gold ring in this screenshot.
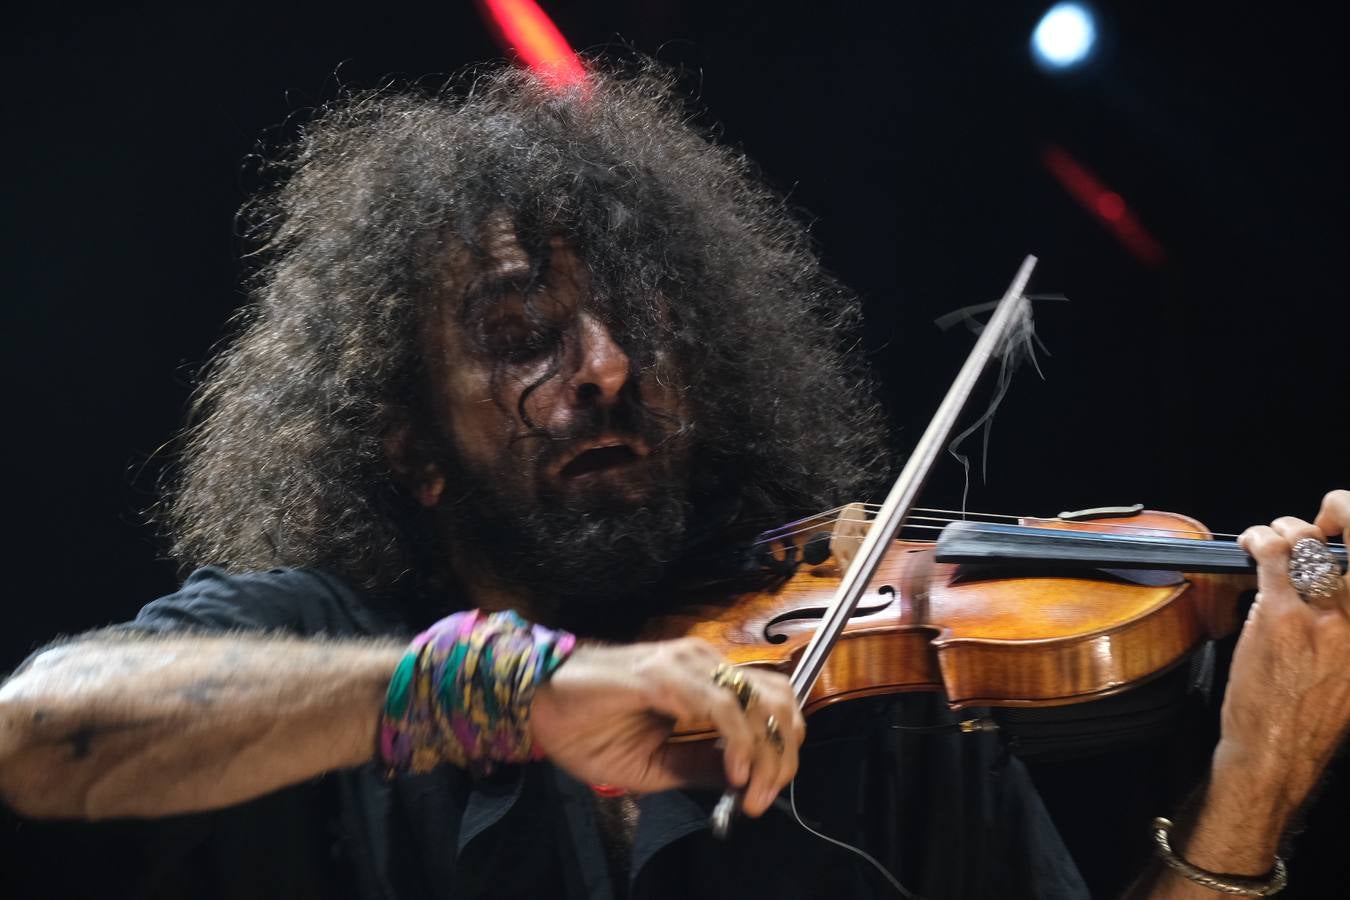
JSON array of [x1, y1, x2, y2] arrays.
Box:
[[765, 714, 785, 754], [711, 663, 756, 711]]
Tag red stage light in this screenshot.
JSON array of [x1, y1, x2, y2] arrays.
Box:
[[1041, 144, 1166, 268], [1095, 192, 1125, 222], [478, 0, 586, 90]]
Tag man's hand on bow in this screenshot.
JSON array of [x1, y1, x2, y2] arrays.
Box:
[[529, 637, 804, 817]]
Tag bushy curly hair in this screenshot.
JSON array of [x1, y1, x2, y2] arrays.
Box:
[[165, 62, 890, 604]]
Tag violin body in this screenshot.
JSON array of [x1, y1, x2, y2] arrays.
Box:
[[646, 511, 1256, 740]]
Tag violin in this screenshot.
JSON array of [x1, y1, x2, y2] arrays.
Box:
[[641, 256, 1346, 834], [645, 503, 1270, 736]]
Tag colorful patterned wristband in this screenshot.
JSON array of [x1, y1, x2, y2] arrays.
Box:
[[378, 609, 577, 776]]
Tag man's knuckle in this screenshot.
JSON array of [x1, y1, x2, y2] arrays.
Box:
[[670, 637, 714, 664], [1267, 602, 1310, 633], [1248, 530, 1289, 556], [710, 691, 740, 719]]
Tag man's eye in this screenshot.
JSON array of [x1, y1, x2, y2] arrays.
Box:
[[483, 317, 559, 363]]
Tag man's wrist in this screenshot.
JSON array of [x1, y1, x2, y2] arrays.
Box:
[[1178, 743, 1291, 877], [379, 610, 576, 776], [1210, 740, 1297, 830], [1153, 817, 1288, 897]]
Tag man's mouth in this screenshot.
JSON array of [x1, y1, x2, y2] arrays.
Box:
[[556, 442, 644, 479]]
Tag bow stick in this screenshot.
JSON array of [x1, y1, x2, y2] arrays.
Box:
[[711, 254, 1041, 838]]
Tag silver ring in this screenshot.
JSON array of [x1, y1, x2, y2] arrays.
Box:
[[1288, 537, 1344, 601]]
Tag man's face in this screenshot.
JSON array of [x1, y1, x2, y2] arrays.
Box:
[[418, 218, 692, 619]]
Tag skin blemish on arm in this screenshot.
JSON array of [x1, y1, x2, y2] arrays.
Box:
[[66, 725, 96, 760], [178, 678, 232, 707], [61, 718, 160, 761]]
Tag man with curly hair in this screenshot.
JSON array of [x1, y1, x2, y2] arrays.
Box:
[[2, 66, 1347, 900]]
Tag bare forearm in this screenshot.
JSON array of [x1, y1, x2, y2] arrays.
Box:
[[1142, 745, 1292, 899], [1139, 493, 1350, 897], [0, 631, 402, 820]]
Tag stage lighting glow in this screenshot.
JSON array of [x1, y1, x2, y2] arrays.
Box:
[[1032, 3, 1097, 70], [479, 0, 585, 90], [1041, 145, 1165, 267]]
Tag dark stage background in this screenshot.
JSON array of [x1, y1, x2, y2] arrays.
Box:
[[4, 1, 1348, 897]]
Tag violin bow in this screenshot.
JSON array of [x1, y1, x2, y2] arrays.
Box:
[[711, 254, 1041, 838]]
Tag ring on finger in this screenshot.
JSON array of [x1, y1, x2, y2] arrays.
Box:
[[711, 663, 757, 711], [1288, 537, 1345, 601], [764, 714, 785, 754]]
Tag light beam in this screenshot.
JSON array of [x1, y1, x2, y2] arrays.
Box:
[[478, 0, 586, 90]]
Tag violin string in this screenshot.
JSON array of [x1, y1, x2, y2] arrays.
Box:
[[775, 501, 1344, 544], [905, 514, 1232, 540], [747, 516, 1232, 550], [750, 520, 947, 548], [869, 505, 1246, 540], [906, 510, 1338, 546], [752, 516, 1242, 549], [785, 778, 922, 899], [820, 503, 1266, 541], [761, 528, 1345, 566], [756, 506, 857, 535], [750, 505, 874, 545], [752, 505, 1343, 550], [756, 504, 1245, 542], [861, 503, 1229, 535]]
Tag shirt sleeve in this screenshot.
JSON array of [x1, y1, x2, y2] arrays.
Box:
[[127, 566, 382, 637]]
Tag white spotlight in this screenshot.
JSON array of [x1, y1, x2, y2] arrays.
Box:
[[1032, 2, 1098, 71]]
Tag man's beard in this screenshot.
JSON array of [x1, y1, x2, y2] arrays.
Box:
[[432, 405, 692, 637]]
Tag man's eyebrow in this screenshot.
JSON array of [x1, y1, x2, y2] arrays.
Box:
[[458, 272, 537, 318]]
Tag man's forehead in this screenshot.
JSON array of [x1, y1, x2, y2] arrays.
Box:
[[478, 210, 532, 279], [435, 212, 590, 318], [441, 211, 581, 290], [432, 213, 538, 302]]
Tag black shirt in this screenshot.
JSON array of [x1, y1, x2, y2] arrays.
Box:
[[113, 566, 1087, 900]]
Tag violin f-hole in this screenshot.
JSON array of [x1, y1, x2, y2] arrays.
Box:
[[762, 586, 897, 644]]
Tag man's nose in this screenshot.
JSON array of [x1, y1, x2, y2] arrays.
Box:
[[570, 312, 631, 406]]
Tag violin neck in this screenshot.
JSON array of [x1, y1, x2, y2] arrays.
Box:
[[933, 520, 1348, 575]]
